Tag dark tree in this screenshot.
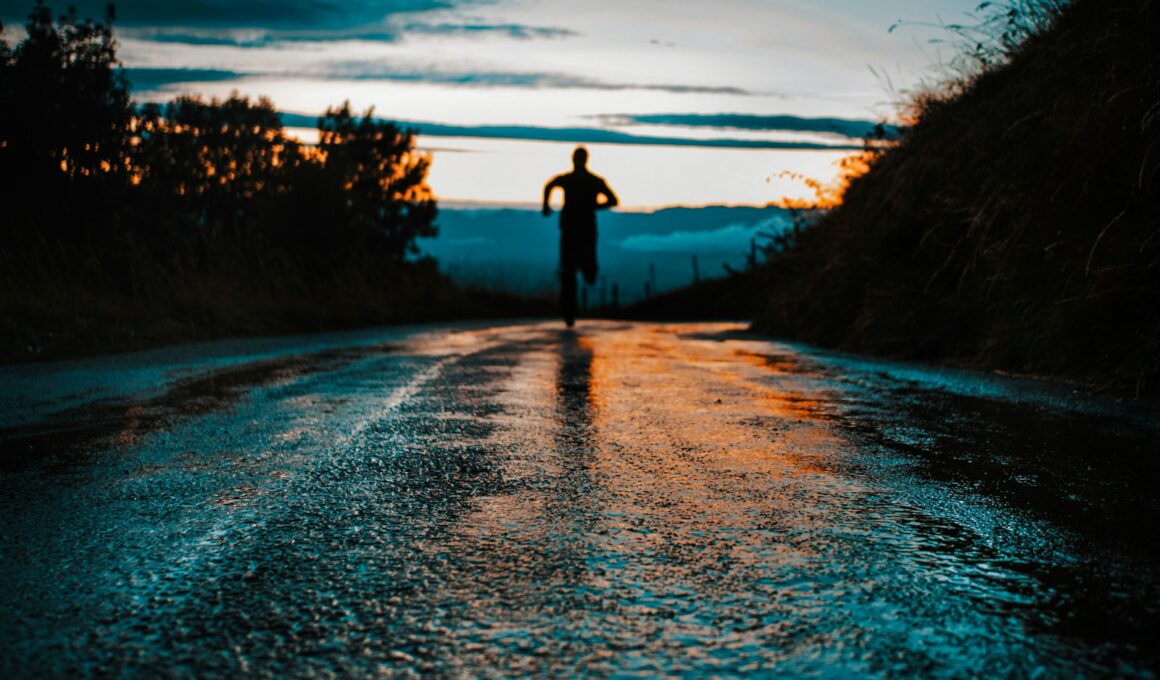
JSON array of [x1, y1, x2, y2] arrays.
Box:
[[317, 103, 438, 260], [131, 94, 297, 248], [0, 2, 131, 195], [2, 3, 455, 356]]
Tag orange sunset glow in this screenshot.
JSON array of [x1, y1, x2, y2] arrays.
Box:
[[0, 0, 989, 210]]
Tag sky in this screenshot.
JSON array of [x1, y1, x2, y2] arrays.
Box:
[[2, 0, 986, 209]]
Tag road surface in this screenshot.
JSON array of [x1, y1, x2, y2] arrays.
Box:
[[1, 321, 1157, 677]]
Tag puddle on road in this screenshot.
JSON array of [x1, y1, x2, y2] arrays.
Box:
[[0, 344, 397, 471]]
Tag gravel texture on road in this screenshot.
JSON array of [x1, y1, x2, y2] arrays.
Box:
[[2, 321, 1157, 677]]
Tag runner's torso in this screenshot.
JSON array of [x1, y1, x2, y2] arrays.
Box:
[[555, 171, 609, 215]]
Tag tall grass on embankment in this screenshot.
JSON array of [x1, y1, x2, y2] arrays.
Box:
[[752, 0, 1160, 397], [0, 242, 545, 361]]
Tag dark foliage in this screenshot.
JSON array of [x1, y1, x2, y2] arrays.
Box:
[[620, 269, 758, 322], [751, 0, 1160, 397], [1, 2, 132, 241], [0, 3, 520, 359]]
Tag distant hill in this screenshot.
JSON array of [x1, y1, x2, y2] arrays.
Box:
[[746, 0, 1159, 397], [419, 205, 790, 303]]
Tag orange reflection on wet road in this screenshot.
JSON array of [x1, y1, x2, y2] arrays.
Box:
[[417, 322, 901, 673], [4, 320, 1155, 676]]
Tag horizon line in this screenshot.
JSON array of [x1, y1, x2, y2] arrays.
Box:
[[433, 199, 790, 213]]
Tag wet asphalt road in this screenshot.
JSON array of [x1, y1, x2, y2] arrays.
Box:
[[1, 321, 1158, 677]]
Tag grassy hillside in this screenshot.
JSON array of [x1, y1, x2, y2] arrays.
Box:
[[751, 0, 1159, 396]]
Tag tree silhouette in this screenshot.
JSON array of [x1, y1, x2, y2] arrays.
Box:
[[0, 2, 131, 196], [132, 94, 296, 248], [1, 3, 452, 348], [317, 103, 438, 260]]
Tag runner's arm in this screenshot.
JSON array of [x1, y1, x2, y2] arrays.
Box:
[[542, 176, 562, 216], [596, 179, 619, 210]]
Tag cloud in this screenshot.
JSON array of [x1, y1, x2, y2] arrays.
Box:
[[595, 113, 901, 140], [0, 0, 459, 28], [120, 28, 402, 48], [121, 30, 285, 48], [320, 62, 749, 93], [121, 67, 247, 91], [277, 113, 863, 150], [119, 22, 576, 48], [619, 217, 789, 253], [398, 21, 578, 40], [121, 60, 752, 97], [4, 1, 572, 46]]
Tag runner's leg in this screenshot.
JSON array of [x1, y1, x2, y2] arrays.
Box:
[[560, 265, 577, 327]]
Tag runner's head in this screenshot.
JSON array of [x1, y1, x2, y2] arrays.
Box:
[[572, 146, 588, 170]]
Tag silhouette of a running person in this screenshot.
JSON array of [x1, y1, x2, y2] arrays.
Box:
[[542, 146, 619, 327]]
